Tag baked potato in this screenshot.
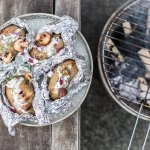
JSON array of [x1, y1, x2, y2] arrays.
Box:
[[0, 25, 28, 63], [5, 74, 35, 114], [29, 33, 64, 61], [48, 59, 78, 100], [1, 25, 26, 37]]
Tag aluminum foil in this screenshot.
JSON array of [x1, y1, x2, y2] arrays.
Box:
[[21, 16, 78, 66], [38, 15, 79, 46], [0, 16, 92, 136], [0, 17, 35, 41], [0, 18, 35, 70], [0, 65, 38, 136], [38, 50, 91, 124]]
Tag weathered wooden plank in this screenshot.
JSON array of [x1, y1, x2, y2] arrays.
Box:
[[0, 123, 51, 150], [55, 0, 81, 23], [52, 0, 81, 150], [0, 0, 54, 24], [51, 110, 80, 150], [0, 0, 53, 150]]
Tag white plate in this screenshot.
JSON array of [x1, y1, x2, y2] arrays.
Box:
[[16, 13, 93, 126]]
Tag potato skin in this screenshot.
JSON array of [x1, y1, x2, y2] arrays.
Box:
[[1, 25, 26, 37], [5, 78, 35, 115], [29, 48, 47, 60], [48, 59, 78, 100]]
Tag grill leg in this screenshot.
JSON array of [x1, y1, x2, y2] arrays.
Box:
[[141, 123, 150, 150], [127, 104, 143, 150]]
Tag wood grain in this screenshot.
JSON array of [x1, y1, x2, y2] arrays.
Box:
[[52, 0, 81, 150], [55, 0, 81, 24], [51, 110, 80, 150], [0, 0, 53, 150], [0, 0, 54, 24], [0, 123, 51, 150]]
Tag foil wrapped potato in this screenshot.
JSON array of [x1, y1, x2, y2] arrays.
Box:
[[5, 73, 35, 114], [0, 25, 28, 63], [1, 25, 26, 37]]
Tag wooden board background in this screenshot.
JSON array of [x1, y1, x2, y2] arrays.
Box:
[[0, 0, 80, 150]]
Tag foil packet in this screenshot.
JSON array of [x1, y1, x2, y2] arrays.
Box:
[[38, 15, 79, 46], [0, 18, 35, 70], [0, 65, 38, 136], [21, 16, 78, 66], [36, 50, 91, 125]]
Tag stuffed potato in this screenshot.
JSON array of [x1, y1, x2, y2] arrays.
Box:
[[48, 59, 78, 100], [29, 33, 64, 61], [0, 25, 28, 63], [5, 73, 35, 114]]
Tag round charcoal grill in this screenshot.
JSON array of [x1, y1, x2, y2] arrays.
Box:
[[98, 0, 150, 120], [98, 0, 150, 149]]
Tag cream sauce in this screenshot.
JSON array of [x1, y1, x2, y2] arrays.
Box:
[[6, 77, 28, 112], [54, 65, 72, 89]]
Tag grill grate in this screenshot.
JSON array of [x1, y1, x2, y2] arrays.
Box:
[[98, 0, 150, 149], [99, 0, 150, 119]]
